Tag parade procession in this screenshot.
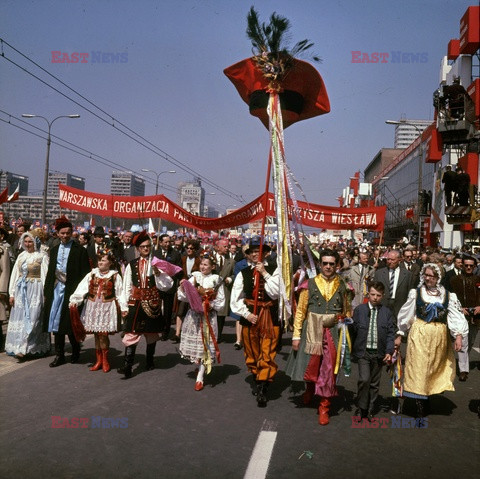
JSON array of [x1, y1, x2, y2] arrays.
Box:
[[1, 2, 479, 479]]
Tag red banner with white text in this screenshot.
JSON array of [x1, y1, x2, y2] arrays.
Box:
[[59, 184, 386, 231]]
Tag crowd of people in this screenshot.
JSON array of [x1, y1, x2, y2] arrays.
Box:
[[0, 217, 479, 426]]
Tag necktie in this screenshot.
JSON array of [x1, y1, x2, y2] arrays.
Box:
[[407, 263, 410, 271], [389, 269, 395, 297], [369, 307, 377, 349], [219, 256, 224, 269]]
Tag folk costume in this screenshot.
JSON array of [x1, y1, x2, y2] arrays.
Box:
[[397, 264, 468, 415], [285, 273, 353, 425], [69, 263, 128, 373], [120, 231, 173, 378], [5, 232, 50, 358], [230, 248, 280, 406], [177, 270, 225, 389], [43, 217, 91, 366]]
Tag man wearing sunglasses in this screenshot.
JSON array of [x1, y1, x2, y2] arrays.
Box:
[[450, 255, 480, 381], [286, 249, 353, 426]]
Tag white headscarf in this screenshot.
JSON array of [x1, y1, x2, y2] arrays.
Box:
[[418, 262, 443, 288]]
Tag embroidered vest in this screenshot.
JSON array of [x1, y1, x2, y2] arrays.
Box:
[[241, 264, 277, 301], [307, 277, 346, 314], [131, 258, 156, 289], [87, 273, 116, 303], [415, 288, 449, 323]]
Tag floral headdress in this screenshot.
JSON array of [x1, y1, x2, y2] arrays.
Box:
[[199, 250, 217, 265]]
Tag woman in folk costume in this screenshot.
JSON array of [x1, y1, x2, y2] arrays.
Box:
[[69, 247, 128, 373], [5, 231, 50, 359], [119, 230, 174, 379], [285, 249, 353, 425], [395, 263, 467, 418], [177, 253, 225, 391]]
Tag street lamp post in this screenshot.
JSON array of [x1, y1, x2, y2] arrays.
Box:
[[141, 169, 176, 195], [22, 114, 80, 225], [141, 169, 176, 236], [386, 120, 425, 250]]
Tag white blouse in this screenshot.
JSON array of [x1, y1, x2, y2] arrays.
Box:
[[177, 271, 225, 312], [397, 286, 468, 337], [69, 268, 128, 313], [9, 251, 49, 296]]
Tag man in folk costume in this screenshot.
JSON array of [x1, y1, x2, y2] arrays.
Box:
[[286, 249, 353, 425], [119, 231, 174, 379], [43, 216, 91, 367], [230, 237, 280, 407]]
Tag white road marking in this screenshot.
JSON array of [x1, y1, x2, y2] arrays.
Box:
[[244, 420, 278, 479]]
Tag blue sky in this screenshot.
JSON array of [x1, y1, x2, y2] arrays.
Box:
[[0, 0, 474, 211]]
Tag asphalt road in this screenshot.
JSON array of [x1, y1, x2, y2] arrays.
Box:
[[1, 318, 479, 479]]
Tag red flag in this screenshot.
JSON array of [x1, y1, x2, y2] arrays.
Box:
[[0, 187, 8, 205], [7, 185, 19, 203], [405, 208, 414, 219]]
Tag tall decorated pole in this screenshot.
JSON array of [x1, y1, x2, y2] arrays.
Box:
[[224, 7, 330, 323]]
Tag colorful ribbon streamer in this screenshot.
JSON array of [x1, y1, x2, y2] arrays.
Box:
[[334, 317, 353, 378]]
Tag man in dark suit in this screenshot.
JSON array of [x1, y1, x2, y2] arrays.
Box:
[[153, 234, 182, 340], [350, 281, 395, 419], [442, 254, 463, 291], [43, 216, 91, 367], [442, 165, 457, 207], [213, 239, 235, 341], [374, 249, 413, 322], [121, 230, 138, 265], [450, 255, 480, 381], [86, 226, 107, 269], [400, 249, 421, 288]]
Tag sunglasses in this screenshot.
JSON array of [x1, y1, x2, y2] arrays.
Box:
[[322, 262, 336, 266], [138, 245, 151, 249], [464, 264, 475, 268]]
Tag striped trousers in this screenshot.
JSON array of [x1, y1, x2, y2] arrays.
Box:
[[242, 324, 280, 382]]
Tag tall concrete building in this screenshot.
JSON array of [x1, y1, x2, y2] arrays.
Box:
[[0, 171, 29, 195], [47, 171, 85, 197], [392, 119, 431, 149], [111, 171, 145, 196], [178, 177, 205, 215]]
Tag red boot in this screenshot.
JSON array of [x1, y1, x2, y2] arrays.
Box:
[[89, 349, 103, 371], [303, 382, 315, 406], [318, 398, 330, 426], [101, 349, 110, 373]]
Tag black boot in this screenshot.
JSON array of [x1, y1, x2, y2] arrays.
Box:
[[146, 343, 156, 371], [415, 399, 426, 418], [251, 377, 260, 396], [117, 346, 136, 379], [217, 316, 225, 343], [70, 344, 80, 364], [256, 381, 268, 408], [49, 335, 66, 368]]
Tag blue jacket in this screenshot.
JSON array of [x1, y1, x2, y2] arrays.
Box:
[[349, 303, 396, 360]]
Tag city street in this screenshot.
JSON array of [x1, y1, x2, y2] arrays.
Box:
[[1, 318, 479, 479]]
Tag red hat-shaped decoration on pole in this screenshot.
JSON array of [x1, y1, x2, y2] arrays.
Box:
[[224, 57, 330, 129], [224, 7, 330, 129]]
